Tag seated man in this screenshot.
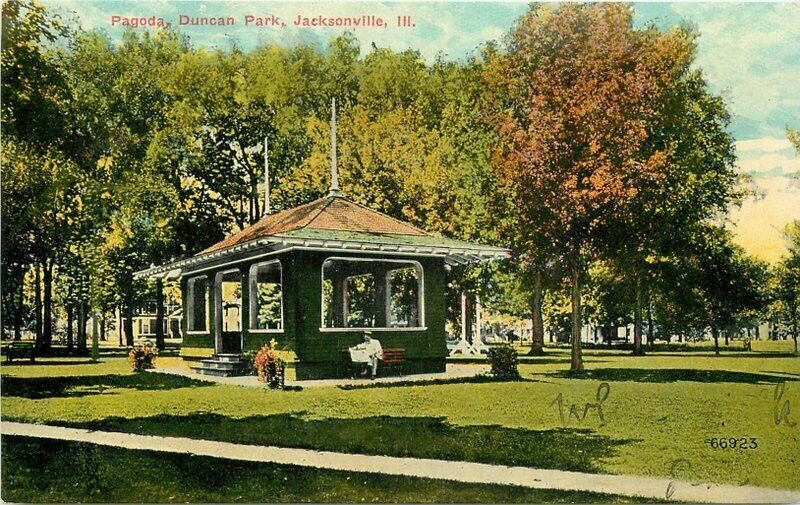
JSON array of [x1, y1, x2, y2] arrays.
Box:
[[348, 331, 383, 379]]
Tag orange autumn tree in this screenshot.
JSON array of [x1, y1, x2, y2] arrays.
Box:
[[485, 4, 677, 372]]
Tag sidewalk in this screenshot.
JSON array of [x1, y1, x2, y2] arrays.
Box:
[[150, 363, 491, 388], [3, 421, 799, 504]]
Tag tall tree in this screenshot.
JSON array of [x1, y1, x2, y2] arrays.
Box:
[[1, 0, 74, 348], [484, 4, 686, 371], [609, 26, 739, 355], [773, 222, 800, 352]]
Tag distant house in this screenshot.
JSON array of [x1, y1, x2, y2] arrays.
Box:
[[118, 300, 183, 342]]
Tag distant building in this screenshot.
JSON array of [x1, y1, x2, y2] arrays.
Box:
[[118, 300, 183, 342]]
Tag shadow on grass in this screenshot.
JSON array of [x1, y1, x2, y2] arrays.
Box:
[[58, 412, 629, 474], [521, 357, 614, 365], [337, 374, 535, 390], [766, 371, 800, 378], [548, 368, 799, 384], [0, 373, 212, 399], [3, 359, 100, 366], [1, 436, 650, 503]]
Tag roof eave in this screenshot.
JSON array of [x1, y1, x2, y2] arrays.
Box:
[[134, 234, 510, 280]]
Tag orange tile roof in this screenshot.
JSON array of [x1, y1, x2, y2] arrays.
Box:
[[203, 195, 428, 254]]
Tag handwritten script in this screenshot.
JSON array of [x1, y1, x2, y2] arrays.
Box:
[[773, 383, 796, 427], [550, 382, 610, 425]]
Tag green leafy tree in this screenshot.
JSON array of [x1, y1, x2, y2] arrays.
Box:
[[484, 4, 696, 371], [772, 222, 800, 352], [686, 226, 769, 353]]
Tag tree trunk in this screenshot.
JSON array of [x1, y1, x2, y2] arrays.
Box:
[[100, 313, 106, 341], [118, 309, 123, 346], [34, 263, 42, 346], [13, 282, 23, 340], [570, 266, 584, 373], [155, 278, 165, 351], [632, 275, 644, 355], [792, 314, 798, 353], [91, 312, 100, 360], [77, 302, 87, 352], [66, 302, 74, 351], [41, 259, 53, 352], [251, 177, 260, 225], [528, 269, 545, 356], [124, 283, 135, 347], [712, 325, 720, 355], [646, 300, 654, 351]]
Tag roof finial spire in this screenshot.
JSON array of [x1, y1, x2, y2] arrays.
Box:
[[263, 135, 270, 216], [328, 97, 344, 197]]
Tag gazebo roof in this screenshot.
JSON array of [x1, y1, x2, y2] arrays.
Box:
[[135, 194, 509, 280], [202, 195, 428, 253]]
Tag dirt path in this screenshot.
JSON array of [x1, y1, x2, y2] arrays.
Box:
[[3, 421, 798, 503]]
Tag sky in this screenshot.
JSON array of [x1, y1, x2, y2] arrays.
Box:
[[41, 0, 800, 262]]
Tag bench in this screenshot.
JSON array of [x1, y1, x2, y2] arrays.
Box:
[[5, 341, 35, 363], [380, 348, 405, 376], [340, 347, 405, 378]]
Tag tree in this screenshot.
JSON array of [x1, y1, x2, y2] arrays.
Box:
[[1, 0, 76, 348], [788, 128, 800, 158], [609, 26, 739, 356], [773, 222, 800, 352], [484, 4, 688, 371], [686, 226, 769, 354]]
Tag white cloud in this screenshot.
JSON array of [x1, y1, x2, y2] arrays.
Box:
[[738, 153, 800, 177], [670, 3, 800, 133], [736, 136, 794, 154]]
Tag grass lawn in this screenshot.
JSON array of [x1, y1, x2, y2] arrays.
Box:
[[2, 350, 799, 496], [2, 436, 648, 503]]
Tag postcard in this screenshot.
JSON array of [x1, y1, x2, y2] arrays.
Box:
[[1, 0, 799, 503]]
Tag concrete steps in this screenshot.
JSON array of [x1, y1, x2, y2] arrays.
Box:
[[191, 353, 250, 377]]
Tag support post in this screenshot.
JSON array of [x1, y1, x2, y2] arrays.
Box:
[[155, 278, 165, 351]]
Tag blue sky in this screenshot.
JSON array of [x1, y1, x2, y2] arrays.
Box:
[[41, 1, 800, 260]]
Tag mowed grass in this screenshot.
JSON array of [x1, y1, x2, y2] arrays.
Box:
[[2, 437, 647, 503], [2, 351, 799, 492]]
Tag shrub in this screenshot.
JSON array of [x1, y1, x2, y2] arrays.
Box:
[[488, 344, 519, 379], [127, 340, 157, 371], [253, 345, 285, 389]]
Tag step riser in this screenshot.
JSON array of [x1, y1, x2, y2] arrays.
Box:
[[213, 354, 245, 363], [192, 353, 250, 377], [200, 362, 248, 371], [192, 367, 247, 377]]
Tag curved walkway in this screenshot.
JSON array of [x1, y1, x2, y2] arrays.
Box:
[[3, 422, 799, 503]]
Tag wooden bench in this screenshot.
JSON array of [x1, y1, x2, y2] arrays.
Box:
[[340, 347, 406, 378], [379, 348, 405, 376], [5, 341, 35, 363]]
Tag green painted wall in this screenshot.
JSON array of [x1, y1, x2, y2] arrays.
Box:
[[179, 249, 447, 379]]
